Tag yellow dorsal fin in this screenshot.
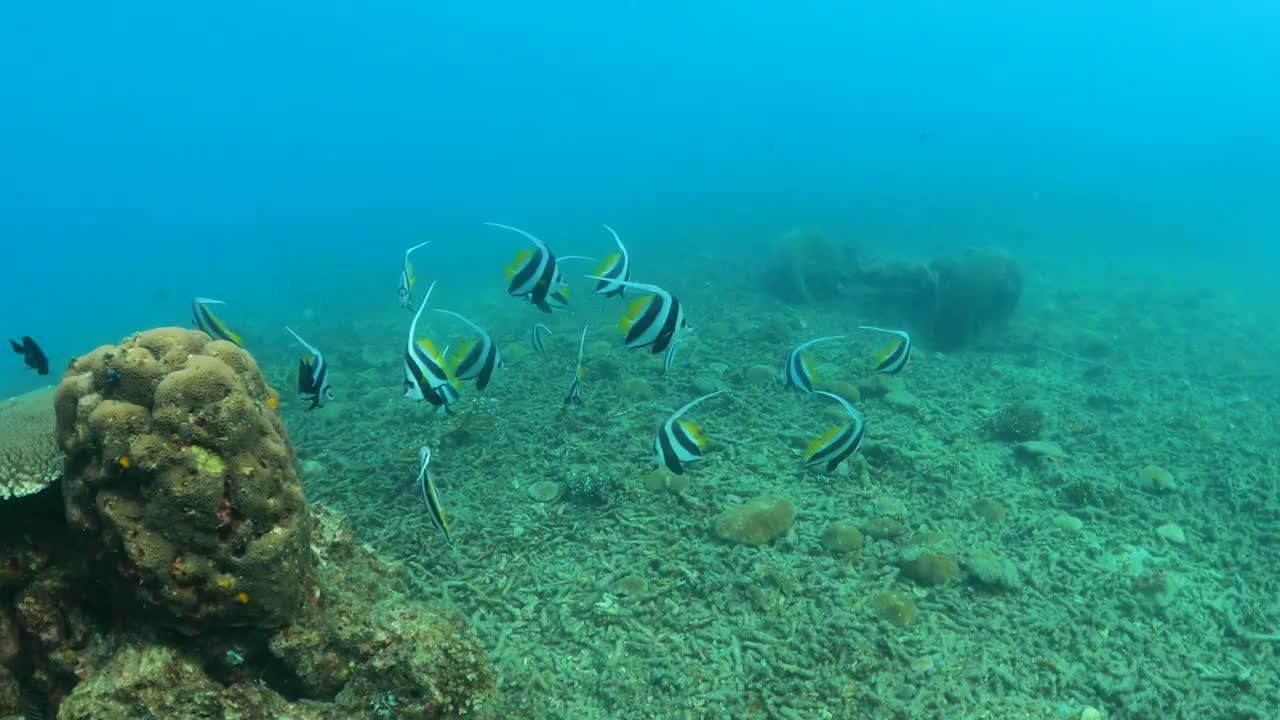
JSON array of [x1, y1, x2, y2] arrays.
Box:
[[558, 286, 570, 299], [677, 418, 706, 449], [506, 249, 533, 281], [806, 425, 846, 459], [406, 259, 416, 287], [620, 296, 651, 333], [417, 337, 444, 361], [875, 340, 900, 365], [449, 340, 476, 368], [801, 352, 818, 382], [303, 354, 315, 364], [594, 252, 620, 275], [577, 366, 585, 380]]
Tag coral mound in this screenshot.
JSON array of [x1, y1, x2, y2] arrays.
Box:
[[0, 386, 61, 500], [53, 327, 312, 631], [713, 496, 797, 545]]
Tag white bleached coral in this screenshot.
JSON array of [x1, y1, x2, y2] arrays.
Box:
[[0, 385, 61, 500]]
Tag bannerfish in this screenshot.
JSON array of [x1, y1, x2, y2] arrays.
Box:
[[191, 297, 244, 347], [860, 326, 911, 375], [402, 281, 460, 412], [398, 240, 432, 311], [8, 336, 48, 375], [416, 446, 452, 544], [546, 285, 571, 310], [592, 224, 630, 298], [565, 325, 588, 406], [804, 390, 865, 472], [589, 277, 689, 372], [284, 326, 334, 409], [488, 222, 570, 313], [435, 309, 502, 391], [782, 335, 845, 393], [655, 390, 725, 474], [531, 323, 552, 353]]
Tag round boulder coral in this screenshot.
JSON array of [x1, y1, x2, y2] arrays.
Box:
[[54, 327, 312, 632]]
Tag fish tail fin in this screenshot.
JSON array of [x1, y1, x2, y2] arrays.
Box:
[[9, 339, 22, 354]]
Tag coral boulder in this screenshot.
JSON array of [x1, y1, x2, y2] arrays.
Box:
[[54, 327, 312, 631]]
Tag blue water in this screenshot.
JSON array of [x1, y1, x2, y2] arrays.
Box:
[[2, 1, 1278, 397]]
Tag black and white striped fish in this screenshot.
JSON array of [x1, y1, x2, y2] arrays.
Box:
[[804, 390, 865, 472], [782, 335, 845, 393], [489, 222, 569, 314], [435, 309, 502, 391], [398, 241, 431, 311], [565, 325, 588, 406], [860, 326, 911, 375], [402, 281, 460, 411], [191, 297, 244, 347], [531, 323, 552, 353], [417, 446, 452, 544], [590, 278, 689, 372], [592, 224, 630, 298], [655, 391, 724, 474], [285, 326, 334, 409]]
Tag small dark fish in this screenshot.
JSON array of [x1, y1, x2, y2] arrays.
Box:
[[9, 336, 48, 375]]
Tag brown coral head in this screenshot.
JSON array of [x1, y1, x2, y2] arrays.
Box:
[[54, 327, 311, 632]]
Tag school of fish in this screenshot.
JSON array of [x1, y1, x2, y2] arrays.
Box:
[[11, 223, 911, 546]]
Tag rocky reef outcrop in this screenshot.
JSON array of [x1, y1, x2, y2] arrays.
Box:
[[0, 327, 495, 719], [54, 327, 311, 631]]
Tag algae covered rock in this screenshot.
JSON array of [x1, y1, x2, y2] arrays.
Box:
[[819, 521, 864, 554], [54, 327, 312, 631], [713, 496, 796, 545], [57, 644, 226, 720], [898, 548, 960, 586], [268, 507, 495, 716], [869, 590, 916, 627], [1136, 464, 1176, 493]]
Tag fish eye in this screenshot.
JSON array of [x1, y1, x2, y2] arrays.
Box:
[[326, 389, 336, 400]]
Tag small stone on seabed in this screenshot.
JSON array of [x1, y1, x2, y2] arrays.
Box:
[[883, 390, 920, 411], [1054, 515, 1084, 533], [713, 496, 796, 545], [527, 480, 564, 503], [1014, 440, 1066, 459], [1136, 464, 1176, 493], [1155, 522, 1186, 545]]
